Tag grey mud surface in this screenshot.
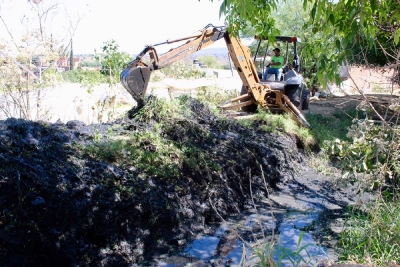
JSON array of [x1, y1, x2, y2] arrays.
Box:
[[150, 167, 373, 267]]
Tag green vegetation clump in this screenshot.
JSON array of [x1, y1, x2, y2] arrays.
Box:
[[84, 96, 215, 178], [197, 55, 222, 69], [196, 86, 238, 109], [306, 109, 356, 147], [305, 107, 400, 266], [80, 60, 101, 68], [339, 199, 400, 266], [326, 118, 400, 189], [85, 130, 182, 178], [237, 109, 316, 150], [95, 39, 132, 84], [61, 69, 108, 85], [159, 60, 206, 79]]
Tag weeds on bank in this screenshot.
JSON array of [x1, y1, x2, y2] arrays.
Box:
[[321, 106, 400, 265], [303, 109, 355, 174], [338, 198, 400, 266], [239, 109, 316, 150], [85, 128, 182, 178], [306, 109, 356, 147], [252, 231, 319, 267], [327, 117, 400, 190], [133, 96, 187, 122], [84, 95, 220, 179]]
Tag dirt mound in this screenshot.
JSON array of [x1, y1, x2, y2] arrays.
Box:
[[0, 97, 307, 266]]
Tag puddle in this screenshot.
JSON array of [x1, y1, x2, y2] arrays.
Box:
[[155, 211, 335, 266], [151, 169, 361, 266], [184, 236, 220, 260], [273, 212, 333, 266]]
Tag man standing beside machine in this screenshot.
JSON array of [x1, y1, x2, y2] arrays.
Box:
[[263, 47, 284, 81]]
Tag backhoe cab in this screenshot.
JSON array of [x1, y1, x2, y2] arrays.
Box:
[[254, 36, 301, 78], [120, 24, 310, 128], [238, 35, 309, 113]]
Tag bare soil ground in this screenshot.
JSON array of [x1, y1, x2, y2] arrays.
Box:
[[308, 93, 399, 118]]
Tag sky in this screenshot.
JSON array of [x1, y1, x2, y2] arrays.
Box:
[[0, 0, 227, 55]]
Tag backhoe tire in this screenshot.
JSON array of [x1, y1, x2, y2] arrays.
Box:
[[240, 85, 258, 112], [284, 85, 301, 107]]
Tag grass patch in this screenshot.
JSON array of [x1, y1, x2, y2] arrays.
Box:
[[181, 145, 221, 175], [306, 109, 356, 147], [338, 198, 400, 266], [237, 109, 317, 150], [85, 129, 183, 178], [304, 109, 357, 174]]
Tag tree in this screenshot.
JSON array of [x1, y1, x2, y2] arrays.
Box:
[[95, 40, 131, 85], [206, 0, 400, 86], [198, 55, 221, 68], [0, 0, 85, 120], [92, 40, 131, 123]]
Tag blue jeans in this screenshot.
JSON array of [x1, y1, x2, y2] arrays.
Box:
[[263, 67, 282, 81]]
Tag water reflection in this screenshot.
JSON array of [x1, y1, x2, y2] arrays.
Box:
[[168, 212, 333, 266]]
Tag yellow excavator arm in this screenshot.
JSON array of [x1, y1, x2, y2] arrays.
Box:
[[120, 24, 310, 128], [120, 24, 226, 107]]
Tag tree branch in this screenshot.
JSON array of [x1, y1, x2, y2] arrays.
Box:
[[0, 15, 20, 52]]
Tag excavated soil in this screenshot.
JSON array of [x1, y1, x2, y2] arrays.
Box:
[[1, 90, 393, 266], [0, 97, 309, 267]]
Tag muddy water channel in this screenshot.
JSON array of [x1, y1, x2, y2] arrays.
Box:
[[150, 168, 372, 267]]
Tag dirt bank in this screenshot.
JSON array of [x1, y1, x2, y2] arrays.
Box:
[[0, 97, 310, 266], [1, 82, 393, 266]]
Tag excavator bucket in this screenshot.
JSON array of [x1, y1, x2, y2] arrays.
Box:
[[120, 66, 151, 108]]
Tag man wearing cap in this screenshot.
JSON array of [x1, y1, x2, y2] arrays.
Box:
[[263, 48, 284, 81]]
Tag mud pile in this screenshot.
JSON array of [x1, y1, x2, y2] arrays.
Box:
[[0, 97, 306, 266]]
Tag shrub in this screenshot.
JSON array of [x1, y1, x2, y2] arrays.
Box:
[[327, 119, 400, 190], [198, 55, 222, 69], [160, 60, 206, 79]]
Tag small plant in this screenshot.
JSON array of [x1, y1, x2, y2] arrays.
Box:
[[93, 126, 102, 142], [251, 242, 276, 266], [274, 232, 317, 267], [251, 232, 321, 267]]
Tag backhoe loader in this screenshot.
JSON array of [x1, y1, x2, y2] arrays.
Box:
[[120, 24, 311, 128]]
